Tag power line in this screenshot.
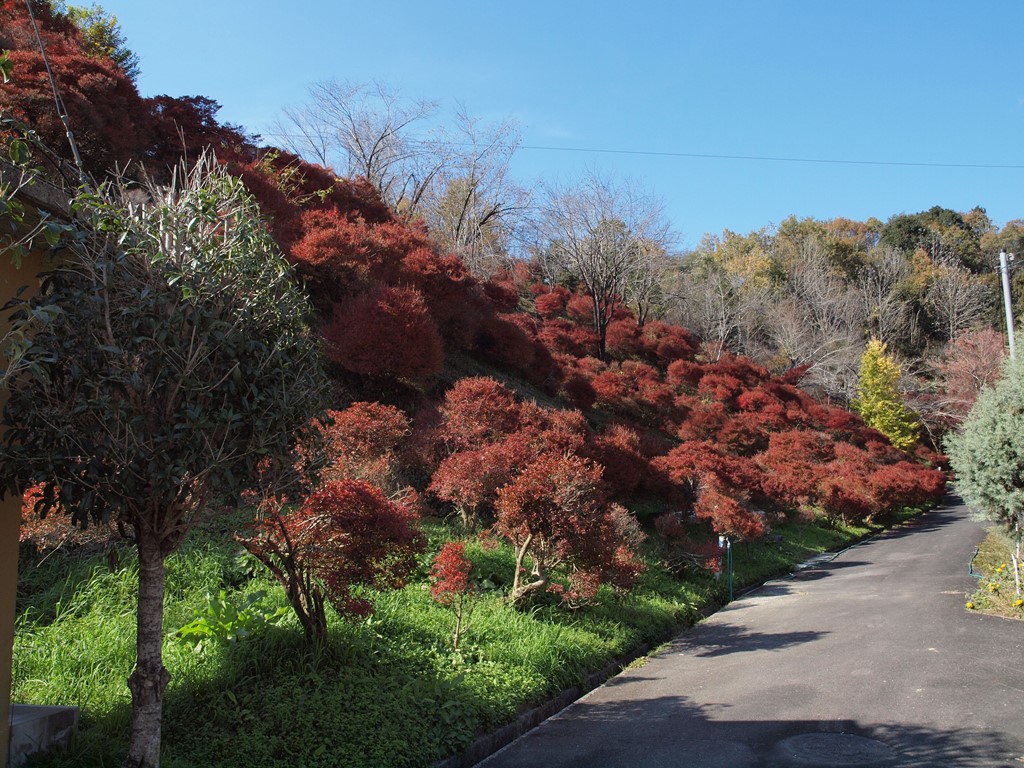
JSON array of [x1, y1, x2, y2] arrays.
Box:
[[515, 145, 1024, 170], [258, 130, 1024, 170]]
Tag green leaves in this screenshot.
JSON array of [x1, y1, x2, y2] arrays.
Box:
[[1, 152, 329, 536], [0, 49, 12, 84], [173, 590, 287, 652]]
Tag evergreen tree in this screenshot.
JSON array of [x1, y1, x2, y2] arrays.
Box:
[[946, 356, 1024, 595], [851, 339, 920, 451]]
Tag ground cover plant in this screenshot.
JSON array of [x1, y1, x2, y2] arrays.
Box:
[[965, 529, 1024, 619], [14, 506, 927, 768]]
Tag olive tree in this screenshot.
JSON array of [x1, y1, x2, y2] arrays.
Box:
[[1, 154, 327, 768], [946, 355, 1024, 596]]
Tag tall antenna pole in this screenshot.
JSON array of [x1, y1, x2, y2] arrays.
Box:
[[24, 0, 88, 183], [1000, 250, 1016, 360]]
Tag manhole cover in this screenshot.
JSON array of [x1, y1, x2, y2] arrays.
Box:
[[779, 733, 897, 766]]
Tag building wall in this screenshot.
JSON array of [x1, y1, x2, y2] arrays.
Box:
[[0, 164, 63, 767]]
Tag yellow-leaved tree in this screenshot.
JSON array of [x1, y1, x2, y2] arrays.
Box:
[[852, 339, 921, 451]]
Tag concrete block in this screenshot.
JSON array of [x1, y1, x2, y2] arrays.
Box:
[[8, 704, 78, 768]]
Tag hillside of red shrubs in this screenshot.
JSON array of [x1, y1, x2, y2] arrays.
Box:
[[5, 1, 946, 581]]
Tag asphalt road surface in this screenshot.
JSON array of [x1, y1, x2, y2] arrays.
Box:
[[477, 497, 1024, 768]]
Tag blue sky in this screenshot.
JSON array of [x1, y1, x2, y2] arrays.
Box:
[[104, 1, 1024, 248]]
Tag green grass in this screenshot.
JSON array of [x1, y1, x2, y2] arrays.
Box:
[[966, 528, 1024, 620], [14, 506, 929, 768]]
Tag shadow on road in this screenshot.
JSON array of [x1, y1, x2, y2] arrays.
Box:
[[480, 693, 1019, 767], [667, 622, 829, 658]]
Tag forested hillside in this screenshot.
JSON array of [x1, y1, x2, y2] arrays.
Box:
[[0, 0, 959, 556]]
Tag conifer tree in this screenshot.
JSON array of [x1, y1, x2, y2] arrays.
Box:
[[851, 339, 920, 451], [946, 356, 1024, 595]]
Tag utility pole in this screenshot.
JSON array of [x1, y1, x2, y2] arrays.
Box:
[[1000, 251, 1016, 360]]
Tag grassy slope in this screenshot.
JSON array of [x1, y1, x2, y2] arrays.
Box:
[[13, 507, 924, 768], [965, 528, 1024, 620]]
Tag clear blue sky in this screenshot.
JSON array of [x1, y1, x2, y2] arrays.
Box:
[[104, 1, 1024, 248]]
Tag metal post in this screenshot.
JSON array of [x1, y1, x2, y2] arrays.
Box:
[[1000, 251, 1017, 359]]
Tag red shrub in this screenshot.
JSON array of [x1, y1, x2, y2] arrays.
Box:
[[537, 318, 599, 358], [438, 377, 522, 451], [566, 292, 595, 324], [535, 286, 569, 319], [323, 285, 443, 380], [298, 403, 410, 490], [429, 439, 527, 529], [605, 318, 644, 360], [869, 462, 941, 512], [717, 413, 770, 456], [756, 430, 835, 509], [494, 452, 637, 604], [558, 364, 598, 411], [583, 424, 648, 499], [666, 359, 705, 388], [430, 542, 473, 606], [239, 480, 422, 642], [482, 276, 521, 311], [693, 481, 765, 540], [643, 321, 699, 366], [697, 373, 744, 405], [676, 401, 728, 442]]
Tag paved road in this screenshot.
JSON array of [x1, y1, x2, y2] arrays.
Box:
[[477, 497, 1024, 767]]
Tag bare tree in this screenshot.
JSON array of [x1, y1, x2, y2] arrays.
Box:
[[420, 108, 530, 276], [276, 80, 443, 217], [536, 172, 673, 359], [664, 253, 744, 361], [764, 238, 865, 400], [859, 244, 922, 351], [924, 255, 993, 341], [623, 239, 673, 327]]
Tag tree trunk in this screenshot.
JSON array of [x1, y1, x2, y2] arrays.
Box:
[[124, 537, 170, 768]]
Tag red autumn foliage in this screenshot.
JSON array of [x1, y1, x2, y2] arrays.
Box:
[[675, 400, 729, 442], [20, 482, 117, 553], [429, 439, 528, 529], [537, 318, 600, 358], [323, 284, 443, 380], [605, 317, 644, 360], [654, 512, 724, 574], [566, 292, 596, 324], [473, 313, 539, 377], [437, 377, 523, 452], [642, 321, 699, 366], [693, 481, 765, 540], [482, 275, 521, 311], [495, 452, 637, 605], [666, 359, 705, 388], [145, 95, 255, 174], [238, 479, 422, 643], [582, 423, 648, 499], [535, 286, 569, 319], [716, 413, 771, 456], [430, 541, 473, 606], [756, 430, 835, 510], [557, 362, 598, 411], [297, 402, 410, 491], [2, 47, 148, 174], [697, 373, 745, 405], [868, 461, 946, 512]]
